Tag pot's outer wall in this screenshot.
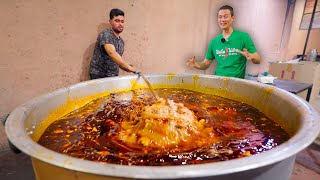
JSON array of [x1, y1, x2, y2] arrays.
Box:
[[5, 74, 320, 180]]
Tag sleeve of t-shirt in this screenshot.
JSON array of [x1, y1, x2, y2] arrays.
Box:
[[244, 33, 257, 53], [205, 40, 215, 60], [99, 31, 115, 47]]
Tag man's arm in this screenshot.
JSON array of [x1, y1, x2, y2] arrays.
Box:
[[250, 52, 261, 64], [104, 44, 136, 72], [187, 56, 213, 70]]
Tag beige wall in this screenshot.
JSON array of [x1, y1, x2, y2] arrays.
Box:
[[283, 0, 320, 60], [0, 0, 317, 118]]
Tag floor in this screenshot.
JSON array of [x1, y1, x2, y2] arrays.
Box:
[[290, 96, 320, 180], [0, 96, 320, 180], [0, 151, 35, 180], [291, 144, 320, 180]]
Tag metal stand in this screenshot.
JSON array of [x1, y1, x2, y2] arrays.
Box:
[[301, 0, 318, 61]]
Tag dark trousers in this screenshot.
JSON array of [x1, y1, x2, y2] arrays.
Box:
[[90, 74, 105, 80], [90, 74, 118, 80]]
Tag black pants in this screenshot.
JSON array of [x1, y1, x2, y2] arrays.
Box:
[[90, 74, 105, 80], [90, 74, 117, 80]]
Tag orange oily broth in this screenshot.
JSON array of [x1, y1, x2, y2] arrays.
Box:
[[38, 88, 289, 166]]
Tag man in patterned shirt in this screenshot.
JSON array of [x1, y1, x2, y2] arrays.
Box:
[[90, 8, 136, 79]]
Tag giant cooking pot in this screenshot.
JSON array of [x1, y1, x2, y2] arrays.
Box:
[[5, 74, 320, 180]]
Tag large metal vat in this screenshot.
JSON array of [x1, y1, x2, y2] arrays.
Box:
[[5, 74, 320, 180]]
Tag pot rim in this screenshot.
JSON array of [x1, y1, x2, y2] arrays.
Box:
[[5, 74, 320, 179]]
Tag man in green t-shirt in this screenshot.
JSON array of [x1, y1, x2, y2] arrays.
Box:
[[187, 5, 260, 79]]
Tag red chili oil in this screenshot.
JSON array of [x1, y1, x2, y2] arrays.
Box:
[[38, 88, 289, 166]]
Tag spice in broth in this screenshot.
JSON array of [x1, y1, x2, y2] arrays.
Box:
[[38, 88, 289, 166]]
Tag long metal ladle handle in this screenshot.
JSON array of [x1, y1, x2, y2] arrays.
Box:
[[120, 66, 159, 100], [135, 72, 159, 100]]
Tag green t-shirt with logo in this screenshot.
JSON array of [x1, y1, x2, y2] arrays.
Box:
[[205, 30, 257, 79]]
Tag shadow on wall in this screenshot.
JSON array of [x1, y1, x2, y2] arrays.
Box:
[[80, 23, 111, 81]]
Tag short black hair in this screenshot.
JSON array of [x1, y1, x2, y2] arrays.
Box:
[[219, 5, 234, 16], [109, 8, 124, 20]]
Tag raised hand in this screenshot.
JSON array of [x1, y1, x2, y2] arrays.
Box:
[[236, 48, 253, 61], [186, 56, 196, 67]]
